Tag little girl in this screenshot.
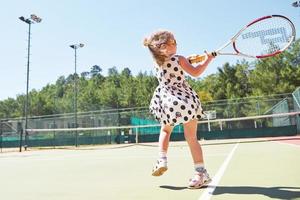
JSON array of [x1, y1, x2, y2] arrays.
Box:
[[143, 30, 215, 189]]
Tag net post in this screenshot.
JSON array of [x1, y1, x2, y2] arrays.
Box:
[[128, 129, 132, 143], [107, 130, 111, 144], [18, 122, 23, 152], [53, 130, 56, 149], [135, 127, 138, 144], [0, 120, 3, 153], [53, 118, 56, 149], [204, 110, 216, 132], [219, 121, 223, 131], [121, 131, 126, 143], [254, 121, 257, 128]]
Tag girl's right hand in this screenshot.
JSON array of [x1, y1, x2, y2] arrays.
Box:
[[204, 51, 216, 61]]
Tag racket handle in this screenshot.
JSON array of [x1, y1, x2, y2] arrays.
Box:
[[187, 52, 217, 64], [187, 54, 206, 64]]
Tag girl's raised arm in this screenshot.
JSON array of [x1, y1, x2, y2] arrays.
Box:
[[178, 53, 214, 77]]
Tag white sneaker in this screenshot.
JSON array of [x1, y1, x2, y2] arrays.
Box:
[[188, 170, 211, 189], [152, 158, 168, 176]]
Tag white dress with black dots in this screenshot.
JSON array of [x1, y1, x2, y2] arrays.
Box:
[[149, 55, 205, 126]]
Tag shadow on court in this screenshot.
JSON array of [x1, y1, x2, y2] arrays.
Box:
[[160, 185, 300, 199], [160, 185, 188, 190], [159, 185, 209, 190], [213, 186, 300, 199]]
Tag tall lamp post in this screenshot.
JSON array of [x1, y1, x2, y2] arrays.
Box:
[[69, 43, 84, 147], [19, 14, 42, 152]]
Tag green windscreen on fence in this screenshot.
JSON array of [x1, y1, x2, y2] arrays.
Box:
[[292, 87, 300, 134], [130, 117, 183, 133]]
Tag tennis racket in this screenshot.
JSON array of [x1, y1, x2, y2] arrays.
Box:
[[188, 15, 296, 64]]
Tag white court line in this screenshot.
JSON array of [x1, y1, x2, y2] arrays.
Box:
[[0, 151, 228, 162], [198, 143, 239, 200]]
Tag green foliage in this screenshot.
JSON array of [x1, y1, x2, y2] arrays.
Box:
[[0, 39, 299, 119]]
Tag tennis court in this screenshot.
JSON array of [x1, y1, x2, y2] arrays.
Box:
[[1, 2, 299, 200], [1, 136, 299, 200]]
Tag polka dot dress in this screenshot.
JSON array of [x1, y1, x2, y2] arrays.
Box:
[[149, 55, 205, 126]]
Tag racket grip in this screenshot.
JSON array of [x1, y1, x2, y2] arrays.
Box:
[[187, 52, 217, 64], [187, 54, 206, 64]]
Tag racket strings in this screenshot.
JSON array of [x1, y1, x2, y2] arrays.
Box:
[[235, 16, 294, 57]]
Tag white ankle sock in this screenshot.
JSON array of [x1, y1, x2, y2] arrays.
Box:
[[158, 151, 167, 159], [194, 163, 205, 173]]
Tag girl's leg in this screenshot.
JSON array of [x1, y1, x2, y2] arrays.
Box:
[[184, 119, 211, 188], [152, 124, 173, 176], [158, 124, 173, 157], [183, 119, 203, 164]]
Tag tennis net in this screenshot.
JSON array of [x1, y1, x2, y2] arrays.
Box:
[[19, 111, 299, 148]]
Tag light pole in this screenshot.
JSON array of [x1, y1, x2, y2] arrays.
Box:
[[69, 43, 84, 147], [19, 14, 42, 152]]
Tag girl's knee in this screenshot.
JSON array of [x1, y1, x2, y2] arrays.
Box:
[[161, 125, 173, 135]]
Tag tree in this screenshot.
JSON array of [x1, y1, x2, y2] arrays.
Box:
[[249, 39, 300, 96], [90, 65, 102, 78], [119, 68, 136, 107]]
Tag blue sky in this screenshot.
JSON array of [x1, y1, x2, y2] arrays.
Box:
[[0, 0, 299, 100]]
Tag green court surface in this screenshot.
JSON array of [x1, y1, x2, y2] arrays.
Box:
[[0, 136, 300, 200]]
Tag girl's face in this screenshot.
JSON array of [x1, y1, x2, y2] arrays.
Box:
[[158, 39, 177, 57]]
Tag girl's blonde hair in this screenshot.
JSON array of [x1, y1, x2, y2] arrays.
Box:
[[143, 30, 175, 66]]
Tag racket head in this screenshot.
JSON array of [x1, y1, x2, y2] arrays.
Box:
[[232, 15, 296, 58]]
